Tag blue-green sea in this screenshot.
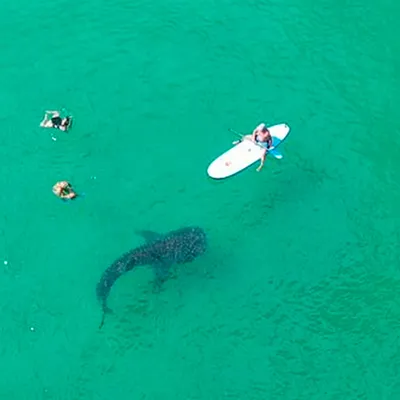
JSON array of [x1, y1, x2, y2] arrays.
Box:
[[1, 0, 400, 398]]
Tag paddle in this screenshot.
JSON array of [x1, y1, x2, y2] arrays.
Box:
[[228, 128, 246, 139]]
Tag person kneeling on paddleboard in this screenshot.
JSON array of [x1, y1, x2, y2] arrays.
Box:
[[251, 123, 272, 172], [251, 123, 273, 172], [233, 123, 273, 172]]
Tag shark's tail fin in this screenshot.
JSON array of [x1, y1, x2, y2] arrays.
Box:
[[99, 306, 113, 330]]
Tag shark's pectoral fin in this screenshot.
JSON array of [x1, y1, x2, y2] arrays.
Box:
[[136, 230, 163, 243], [151, 262, 172, 293]]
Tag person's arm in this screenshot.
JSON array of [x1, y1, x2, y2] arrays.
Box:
[[65, 192, 77, 199], [60, 189, 75, 199], [256, 150, 267, 172]]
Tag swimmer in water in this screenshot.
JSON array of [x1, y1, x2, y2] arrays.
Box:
[[52, 181, 77, 200], [40, 111, 72, 131]]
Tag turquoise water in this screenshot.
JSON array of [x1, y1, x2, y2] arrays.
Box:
[[1, 0, 400, 398]]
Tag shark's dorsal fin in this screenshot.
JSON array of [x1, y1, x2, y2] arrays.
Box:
[[136, 230, 162, 243]]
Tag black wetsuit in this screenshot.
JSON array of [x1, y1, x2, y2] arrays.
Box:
[[51, 116, 63, 129], [51, 116, 71, 130]]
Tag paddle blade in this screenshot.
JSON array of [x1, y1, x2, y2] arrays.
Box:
[[269, 149, 283, 159]]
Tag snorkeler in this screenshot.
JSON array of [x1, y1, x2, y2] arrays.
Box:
[[52, 181, 77, 200], [40, 110, 72, 131]]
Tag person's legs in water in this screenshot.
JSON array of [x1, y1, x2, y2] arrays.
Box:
[[40, 113, 51, 127], [46, 111, 60, 118]]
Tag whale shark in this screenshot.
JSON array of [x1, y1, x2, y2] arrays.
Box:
[[96, 226, 207, 328]]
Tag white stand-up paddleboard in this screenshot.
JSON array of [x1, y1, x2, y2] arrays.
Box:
[[207, 123, 290, 179]]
